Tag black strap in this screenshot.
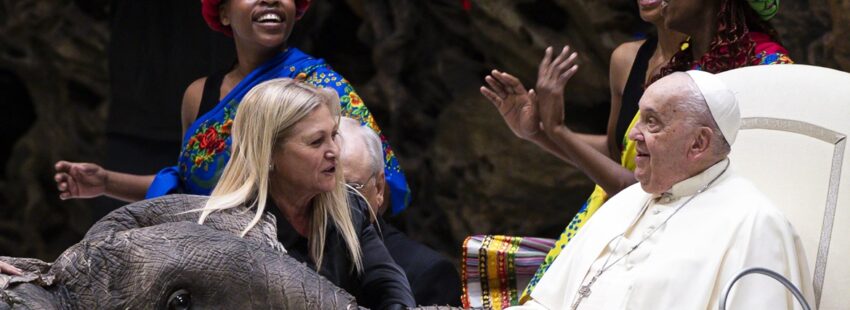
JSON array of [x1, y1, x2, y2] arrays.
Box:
[[616, 36, 657, 147], [198, 68, 229, 117]]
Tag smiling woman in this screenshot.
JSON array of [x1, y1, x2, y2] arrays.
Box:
[[214, 0, 299, 48]]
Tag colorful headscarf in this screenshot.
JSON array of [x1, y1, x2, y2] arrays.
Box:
[[201, 0, 312, 36], [747, 0, 779, 20]]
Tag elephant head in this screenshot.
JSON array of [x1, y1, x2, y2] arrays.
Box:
[[1, 195, 358, 309]]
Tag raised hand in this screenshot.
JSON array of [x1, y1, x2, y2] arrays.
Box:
[[480, 70, 541, 140], [535, 46, 579, 133], [54, 161, 108, 200]]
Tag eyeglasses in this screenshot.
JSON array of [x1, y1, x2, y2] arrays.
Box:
[[347, 182, 366, 190], [346, 174, 376, 191]]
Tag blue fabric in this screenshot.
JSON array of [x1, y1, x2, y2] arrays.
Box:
[[146, 48, 411, 213]]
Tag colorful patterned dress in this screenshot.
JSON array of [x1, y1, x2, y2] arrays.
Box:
[[146, 48, 411, 214], [519, 32, 793, 303]]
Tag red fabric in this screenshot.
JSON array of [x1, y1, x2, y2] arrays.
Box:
[[750, 32, 788, 56], [691, 32, 790, 70], [201, 0, 312, 37], [460, 0, 471, 11]]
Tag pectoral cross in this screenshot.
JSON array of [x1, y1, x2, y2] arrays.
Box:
[[571, 274, 599, 310]]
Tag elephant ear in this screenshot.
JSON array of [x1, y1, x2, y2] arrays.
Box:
[[85, 194, 284, 253]]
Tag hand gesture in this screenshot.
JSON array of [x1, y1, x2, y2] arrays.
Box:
[[0, 260, 23, 276], [535, 46, 579, 132], [480, 70, 541, 140], [54, 161, 108, 200]]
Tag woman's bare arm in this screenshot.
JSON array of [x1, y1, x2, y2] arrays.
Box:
[[54, 161, 154, 202], [535, 44, 639, 196]]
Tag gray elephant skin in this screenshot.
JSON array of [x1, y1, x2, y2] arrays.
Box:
[[0, 194, 360, 309]]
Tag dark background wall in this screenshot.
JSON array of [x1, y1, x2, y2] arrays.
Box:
[[1, 0, 847, 264]]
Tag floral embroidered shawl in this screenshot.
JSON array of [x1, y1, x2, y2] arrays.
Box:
[[146, 48, 411, 214]]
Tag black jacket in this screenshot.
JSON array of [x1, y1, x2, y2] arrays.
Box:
[[267, 193, 415, 309], [379, 219, 462, 306]]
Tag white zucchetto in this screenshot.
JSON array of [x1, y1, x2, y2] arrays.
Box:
[[685, 70, 741, 145]]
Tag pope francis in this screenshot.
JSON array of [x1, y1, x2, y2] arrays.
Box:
[[512, 71, 813, 310]]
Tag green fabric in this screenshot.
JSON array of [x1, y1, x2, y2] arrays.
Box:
[[747, 0, 779, 20]]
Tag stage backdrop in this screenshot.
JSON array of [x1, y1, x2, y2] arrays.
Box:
[[0, 0, 847, 264]]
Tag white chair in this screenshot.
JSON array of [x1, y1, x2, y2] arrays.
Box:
[[719, 64, 850, 310]]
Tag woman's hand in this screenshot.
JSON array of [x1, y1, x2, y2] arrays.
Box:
[[480, 70, 542, 141], [535, 46, 579, 133], [54, 161, 108, 200], [0, 260, 23, 275]]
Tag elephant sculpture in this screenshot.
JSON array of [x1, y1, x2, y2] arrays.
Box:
[[1, 195, 466, 309], [0, 195, 361, 309]]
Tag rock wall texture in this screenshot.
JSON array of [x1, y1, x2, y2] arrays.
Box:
[[0, 0, 109, 258], [1, 0, 847, 263]]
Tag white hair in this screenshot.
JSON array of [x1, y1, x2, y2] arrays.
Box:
[[339, 117, 384, 176]]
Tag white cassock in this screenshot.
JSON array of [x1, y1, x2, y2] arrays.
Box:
[[510, 159, 813, 310]]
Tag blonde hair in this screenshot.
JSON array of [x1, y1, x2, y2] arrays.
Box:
[[197, 78, 363, 273]]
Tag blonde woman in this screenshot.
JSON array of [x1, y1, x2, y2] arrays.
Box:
[[197, 78, 414, 309]]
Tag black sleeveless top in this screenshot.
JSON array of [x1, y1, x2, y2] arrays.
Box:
[[615, 36, 657, 147], [197, 68, 229, 116]]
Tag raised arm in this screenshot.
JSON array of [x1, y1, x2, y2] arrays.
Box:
[[536, 46, 637, 196], [481, 70, 580, 166]]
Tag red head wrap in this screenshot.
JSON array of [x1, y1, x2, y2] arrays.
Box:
[[201, 0, 312, 36]]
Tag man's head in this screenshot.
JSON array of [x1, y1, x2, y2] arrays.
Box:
[[628, 71, 739, 194], [339, 117, 387, 216]]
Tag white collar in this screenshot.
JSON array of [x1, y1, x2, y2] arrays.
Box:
[[659, 158, 730, 199]]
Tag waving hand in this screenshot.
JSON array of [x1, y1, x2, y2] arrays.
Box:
[[480, 70, 541, 140], [535, 46, 579, 133]]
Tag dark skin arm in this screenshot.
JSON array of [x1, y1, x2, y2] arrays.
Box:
[[53, 161, 154, 202], [481, 71, 609, 165], [51, 76, 214, 203], [481, 44, 641, 196], [481, 70, 577, 166], [536, 45, 638, 195]]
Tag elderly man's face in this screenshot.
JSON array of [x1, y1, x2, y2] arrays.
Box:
[[629, 77, 700, 194], [339, 133, 386, 216]]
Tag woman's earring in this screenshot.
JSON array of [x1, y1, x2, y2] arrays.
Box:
[[269, 163, 275, 172]]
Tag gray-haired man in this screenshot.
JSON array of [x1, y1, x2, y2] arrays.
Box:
[[339, 117, 462, 306]]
